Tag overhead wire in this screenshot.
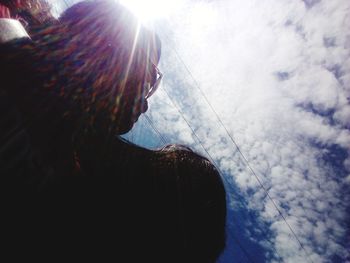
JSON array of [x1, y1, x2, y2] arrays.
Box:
[[63, 0, 69, 8], [160, 30, 313, 263], [160, 89, 215, 164], [51, 2, 288, 261], [159, 88, 258, 263], [136, 84, 257, 262], [144, 114, 168, 145], [137, 94, 258, 263]]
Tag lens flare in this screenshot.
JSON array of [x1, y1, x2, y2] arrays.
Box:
[[119, 0, 185, 22]]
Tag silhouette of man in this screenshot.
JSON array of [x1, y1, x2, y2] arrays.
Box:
[[0, 0, 162, 178], [0, 2, 226, 262]]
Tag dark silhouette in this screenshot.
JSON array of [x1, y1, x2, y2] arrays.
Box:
[[43, 139, 227, 263], [0, 0, 162, 178], [0, 1, 226, 262]]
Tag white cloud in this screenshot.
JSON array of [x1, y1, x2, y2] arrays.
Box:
[[144, 0, 350, 262]]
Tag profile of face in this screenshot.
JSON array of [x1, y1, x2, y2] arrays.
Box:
[[110, 51, 162, 134], [114, 81, 150, 134], [56, 0, 162, 135]]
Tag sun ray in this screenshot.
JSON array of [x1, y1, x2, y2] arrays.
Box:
[[119, 0, 185, 22], [119, 20, 141, 97]]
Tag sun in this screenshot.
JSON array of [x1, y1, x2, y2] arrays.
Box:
[[119, 0, 185, 22]]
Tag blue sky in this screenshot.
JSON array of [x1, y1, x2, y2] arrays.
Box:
[[54, 0, 350, 262]]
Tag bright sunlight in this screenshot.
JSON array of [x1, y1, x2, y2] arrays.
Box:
[[119, 0, 185, 22]]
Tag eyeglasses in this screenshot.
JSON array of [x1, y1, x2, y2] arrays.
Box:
[[106, 42, 163, 98], [144, 62, 163, 99]]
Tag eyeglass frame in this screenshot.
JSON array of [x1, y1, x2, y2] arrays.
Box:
[[106, 41, 163, 99], [144, 62, 163, 99]]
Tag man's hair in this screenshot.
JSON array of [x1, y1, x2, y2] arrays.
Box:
[[29, 0, 161, 134], [59, 0, 161, 64]]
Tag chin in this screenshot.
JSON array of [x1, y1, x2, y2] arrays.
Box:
[[116, 124, 133, 135], [115, 119, 138, 135], [113, 110, 142, 135]]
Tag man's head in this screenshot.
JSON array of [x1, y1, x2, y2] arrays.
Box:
[[34, 0, 162, 134]]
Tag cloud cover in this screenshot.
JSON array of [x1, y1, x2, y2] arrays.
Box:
[[143, 0, 350, 262], [53, 0, 350, 261]]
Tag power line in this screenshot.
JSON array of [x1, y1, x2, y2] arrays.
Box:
[[161, 32, 313, 263], [63, 0, 69, 8], [161, 84, 284, 262], [144, 114, 168, 145], [160, 88, 257, 263], [146, 93, 259, 263], [232, 234, 257, 263], [161, 88, 215, 164]]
